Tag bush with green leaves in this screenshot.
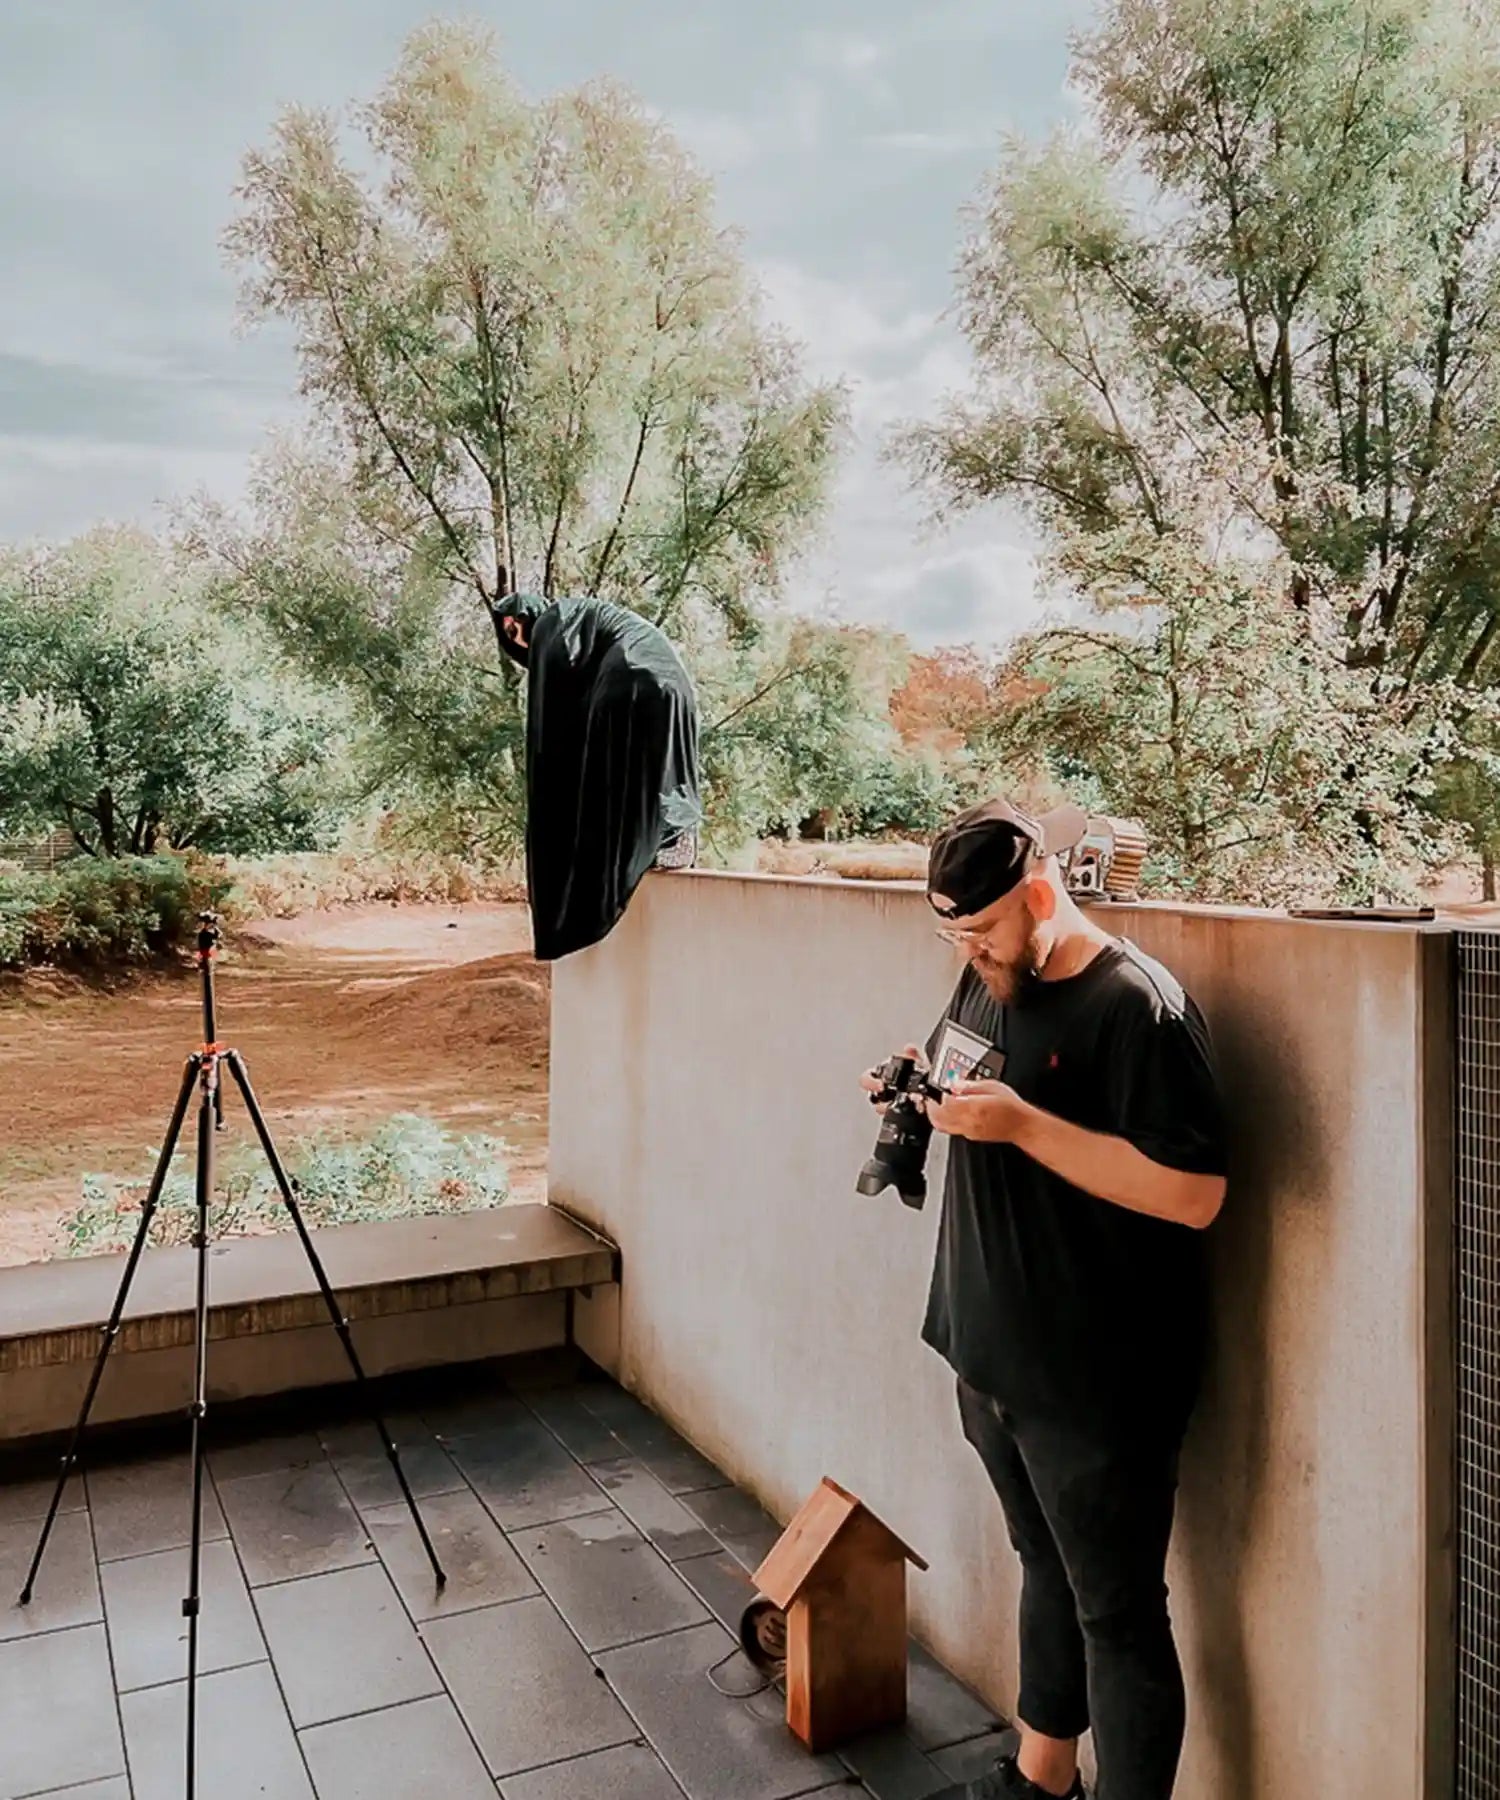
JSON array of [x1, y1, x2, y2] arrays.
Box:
[[62, 1113, 511, 1258], [0, 528, 356, 860], [0, 855, 232, 971]]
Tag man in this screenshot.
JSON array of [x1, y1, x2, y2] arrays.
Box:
[[863, 798, 1227, 1800], [490, 594, 701, 961]]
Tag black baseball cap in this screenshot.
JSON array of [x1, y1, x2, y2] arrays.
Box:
[[927, 798, 1088, 920]]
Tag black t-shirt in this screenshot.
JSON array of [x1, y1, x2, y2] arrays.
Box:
[[921, 938, 1228, 1429]]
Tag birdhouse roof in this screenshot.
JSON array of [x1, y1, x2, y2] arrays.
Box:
[[753, 1477, 927, 1607]]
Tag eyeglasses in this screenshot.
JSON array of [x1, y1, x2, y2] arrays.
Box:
[[934, 919, 1004, 948]]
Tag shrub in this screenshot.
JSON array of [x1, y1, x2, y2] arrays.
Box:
[[61, 1113, 511, 1257], [0, 855, 232, 972], [222, 850, 525, 920]]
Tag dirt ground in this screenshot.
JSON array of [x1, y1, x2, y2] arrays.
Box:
[[0, 903, 548, 1268]]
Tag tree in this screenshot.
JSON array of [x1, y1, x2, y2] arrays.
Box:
[[205, 21, 846, 851], [900, 0, 1500, 681], [970, 452, 1470, 903], [0, 530, 351, 858], [692, 617, 906, 846]]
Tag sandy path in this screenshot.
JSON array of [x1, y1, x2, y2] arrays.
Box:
[[0, 902, 548, 1268]]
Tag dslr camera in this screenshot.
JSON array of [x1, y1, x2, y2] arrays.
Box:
[[857, 1022, 1005, 1209]]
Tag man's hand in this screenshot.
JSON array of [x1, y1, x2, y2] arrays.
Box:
[[927, 1078, 1030, 1144], [859, 1046, 926, 1113]]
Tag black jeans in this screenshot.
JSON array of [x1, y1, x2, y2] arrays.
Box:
[[956, 1378, 1188, 1800]]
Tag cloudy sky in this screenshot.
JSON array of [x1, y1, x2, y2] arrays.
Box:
[[0, 0, 1095, 647]]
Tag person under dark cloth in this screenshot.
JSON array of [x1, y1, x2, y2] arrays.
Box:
[[490, 594, 702, 962], [861, 797, 1228, 1800]]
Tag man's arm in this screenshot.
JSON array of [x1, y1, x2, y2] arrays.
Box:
[[928, 1081, 1226, 1230]]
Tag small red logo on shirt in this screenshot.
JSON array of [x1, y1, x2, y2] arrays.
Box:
[[1048, 1053, 1060, 1069]]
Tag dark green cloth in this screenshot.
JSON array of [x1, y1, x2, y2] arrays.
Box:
[[490, 594, 701, 961]]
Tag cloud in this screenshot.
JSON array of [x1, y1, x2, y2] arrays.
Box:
[[0, 435, 256, 546], [755, 260, 1039, 648], [865, 129, 998, 156], [800, 29, 893, 103]]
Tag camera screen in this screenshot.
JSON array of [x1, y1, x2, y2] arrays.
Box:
[[932, 1020, 1005, 1091]]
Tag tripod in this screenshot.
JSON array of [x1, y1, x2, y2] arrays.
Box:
[[19, 912, 447, 1797]]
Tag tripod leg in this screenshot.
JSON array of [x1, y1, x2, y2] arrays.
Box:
[[20, 1057, 200, 1605], [183, 1065, 216, 1800], [225, 1052, 448, 1588]]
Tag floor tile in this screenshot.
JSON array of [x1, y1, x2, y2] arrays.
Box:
[[0, 1469, 86, 1529], [88, 1452, 228, 1562], [0, 1508, 101, 1642], [679, 1485, 783, 1571], [0, 1624, 124, 1799], [930, 1728, 1018, 1783], [33, 1780, 132, 1798], [443, 1410, 612, 1531], [215, 1462, 374, 1586], [514, 1508, 710, 1652], [419, 1385, 523, 1437], [590, 1458, 720, 1558], [675, 1548, 761, 1633], [253, 1562, 440, 1728], [597, 1620, 846, 1800], [522, 1389, 629, 1464], [207, 1430, 325, 1483], [574, 1388, 729, 1494], [839, 1726, 947, 1799], [299, 1693, 495, 1799], [364, 1486, 537, 1620], [423, 1594, 636, 1778], [120, 1659, 314, 1800], [101, 1537, 265, 1692], [499, 1739, 687, 1799], [905, 1644, 1004, 1751], [320, 1418, 466, 1513]]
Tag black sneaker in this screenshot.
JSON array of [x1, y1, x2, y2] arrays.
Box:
[[928, 1752, 1086, 1800]]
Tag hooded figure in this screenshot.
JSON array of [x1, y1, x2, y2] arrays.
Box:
[[490, 593, 702, 961]]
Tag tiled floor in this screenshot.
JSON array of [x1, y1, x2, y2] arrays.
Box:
[[0, 1357, 1012, 1800]]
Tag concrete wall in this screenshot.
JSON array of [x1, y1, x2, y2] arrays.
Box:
[[552, 870, 1454, 1800]]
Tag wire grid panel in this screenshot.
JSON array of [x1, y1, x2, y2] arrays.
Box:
[[1458, 932, 1500, 1799]]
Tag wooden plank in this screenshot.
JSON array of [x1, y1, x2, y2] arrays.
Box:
[[754, 1478, 860, 1607]]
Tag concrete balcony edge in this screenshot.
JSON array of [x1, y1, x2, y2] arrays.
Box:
[[0, 1206, 620, 1445], [0, 1205, 618, 1373]]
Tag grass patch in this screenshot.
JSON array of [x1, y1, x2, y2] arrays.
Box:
[[61, 1112, 511, 1258]]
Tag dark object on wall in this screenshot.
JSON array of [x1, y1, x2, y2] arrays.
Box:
[[491, 595, 702, 962]]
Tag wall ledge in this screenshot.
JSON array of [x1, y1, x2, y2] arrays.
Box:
[[658, 865, 1455, 930], [0, 1205, 618, 1374]]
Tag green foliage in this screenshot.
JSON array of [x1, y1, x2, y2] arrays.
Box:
[[848, 745, 961, 839], [0, 529, 356, 859], [980, 490, 1471, 904], [62, 1113, 510, 1258], [897, 0, 1500, 890], [902, 0, 1500, 680], [0, 855, 233, 971], [693, 616, 918, 848]]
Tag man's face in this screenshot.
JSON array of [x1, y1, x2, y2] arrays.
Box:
[[938, 881, 1047, 1004]]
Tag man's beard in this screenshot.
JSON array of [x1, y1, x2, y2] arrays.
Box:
[[972, 920, 1047, 1005]]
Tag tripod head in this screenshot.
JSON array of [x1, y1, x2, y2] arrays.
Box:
[[196, 911, 222, 958]]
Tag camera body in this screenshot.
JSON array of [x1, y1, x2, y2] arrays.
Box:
[[857, 1023, 1007, 1209]]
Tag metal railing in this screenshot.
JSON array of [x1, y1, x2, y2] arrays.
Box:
[[1456, 929, 1500, 1799]]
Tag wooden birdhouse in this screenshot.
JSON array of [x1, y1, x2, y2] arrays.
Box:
[[750, 1476, 927, 1753]]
